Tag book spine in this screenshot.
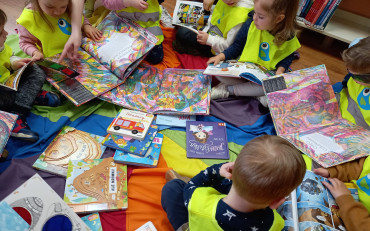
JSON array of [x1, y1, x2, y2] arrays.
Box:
[[313, 0, 332, 28], [298, 0, 311, 20], [320, 0, 342, 30], [297, 0, 307, 17], [300, 0, 315, 19], [310, 0, 329, 25], [304, 0, 322, 26], [314, 0, 335, 29]]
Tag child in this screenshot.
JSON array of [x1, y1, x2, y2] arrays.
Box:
[[102, 0, 165, 65], [207, 0, 300, 103], [0, 9, 60, 143], [174, 0, 254, 57], [17, 0, 102, 60], [161, 135, 306, 230]]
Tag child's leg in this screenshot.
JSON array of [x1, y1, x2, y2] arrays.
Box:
[[174, 27, 213, 57], [145, 44, 164, 65], [161, 179, 189, 230]]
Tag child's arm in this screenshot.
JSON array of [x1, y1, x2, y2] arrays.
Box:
[[82, 18, 102, 41], [275, 52, 295, 75], [203, 0, 215, 11], [17, 24, 44, 60], [102, 0, 148, 11], [203, 24, 243, 54]]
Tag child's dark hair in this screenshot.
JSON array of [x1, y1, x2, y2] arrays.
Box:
[[0, 9, 7, 27], [25, 0, 71, 32], [342, 36, 370, 74], [256, 0, 299, 46], [232, 135, 306, 204]]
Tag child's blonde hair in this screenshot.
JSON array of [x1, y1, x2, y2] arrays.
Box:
[[256, 0, 299, 46], [0, 9, 6, 27], [342, 36, 370, 74], [25, 0, 71, 32], [232, 135, 306, 204]]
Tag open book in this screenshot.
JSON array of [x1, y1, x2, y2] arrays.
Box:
[[172, 0, 214, 33], [100, 63, 211, 115], [263, 65, 370, 167], [0, 62, 30, 91], [278, 170, 358, 230], [204, 61, 274, 85], [39, 11, 158, 106]]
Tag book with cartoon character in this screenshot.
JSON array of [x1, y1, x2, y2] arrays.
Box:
[[81, 213, 102, 231], [277, 170, 358, 231], [186, 121, 229, 159]]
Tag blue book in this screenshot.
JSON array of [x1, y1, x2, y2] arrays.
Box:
[[113, 133, 163, 167], [81, 213, 103, 231], [0, 201, 29, 231], [313, 0, 333, 27], [156, 115, 196, 127], [102, 125, 158, 156]]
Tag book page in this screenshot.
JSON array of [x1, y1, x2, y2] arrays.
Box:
[[98, 32, 136, 63], [0, 62, 29, 91]]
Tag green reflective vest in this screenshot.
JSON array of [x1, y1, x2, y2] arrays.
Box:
[[239, 22, 300, 70], [0, 44, 12, 83]]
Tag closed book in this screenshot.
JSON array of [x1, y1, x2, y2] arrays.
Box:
[[310, 0, 330, 25]]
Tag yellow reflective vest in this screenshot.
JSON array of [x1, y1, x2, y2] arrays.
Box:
[[353, 156, 370, 213], [0, 44, 12, 83]]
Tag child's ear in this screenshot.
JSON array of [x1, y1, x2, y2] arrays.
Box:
[[275, 14, 285, 24], [269, 197, 285, 209]]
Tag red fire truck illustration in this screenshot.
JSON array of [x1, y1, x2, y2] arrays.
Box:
[[113, 117, 145, 134]]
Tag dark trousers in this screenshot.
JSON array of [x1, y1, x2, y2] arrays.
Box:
[[175, 27, 213, 57], [161, 179, 189, 230], [145, 43, 164, 65]]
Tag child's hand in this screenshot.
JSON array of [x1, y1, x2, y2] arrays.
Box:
[[207, 53, 225, 66], [83, 25, 103, 41], [313, 168, 330, 178], [124, 0, 148, 11], [32, 50, 44, 61], [220, 162, 234, 179], [203, 0, 215, 11], [322, 178, 351, 199], [11, 58, 32, 70], [197, 31, 209, 45]]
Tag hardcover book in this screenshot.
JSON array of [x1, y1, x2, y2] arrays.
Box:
[[263, 65, 370, 167], [186, 121, 229, 159], [106, 109, 155, 141], [0, 201, 29, 231], [64, 157, 128, 213], [103, 125, 158, 156], [39, 11, 158, 106], [0, 110, 17, 155], [81, 213, 102, 231], [32, 126, 106, 177], [113, 133, 163, 167], [2, 174, 90, 231], [101, 64, 211, 115], [156, 114, 196, 127]]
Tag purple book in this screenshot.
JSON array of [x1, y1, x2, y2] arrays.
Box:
[[186, 121, 229, 159]]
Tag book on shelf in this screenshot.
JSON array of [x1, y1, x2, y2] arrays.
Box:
[[0, 62, 30, 91], [2, 173, 90, 230], [0, 110, 17, 155], [81, 213, 103, 231], [0, 201, 29, 231], [64, 157, 128, 213], [186, 121, 229, 159], [156, 114, 196, 127], [106, 109, 155, 141], [38, 11, 158, 106], [203, 61, 274, 86], [277, 170, 358, 230], [32, 126, 106, 177], [103, 125, 158, 156], [101, 63, 211, 115], [113, 133, 163, 167], [135, 221, 158, 231], [262, 65, 370, 168]]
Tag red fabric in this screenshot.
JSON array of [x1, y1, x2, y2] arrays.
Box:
[[175, 52, 209, 69]]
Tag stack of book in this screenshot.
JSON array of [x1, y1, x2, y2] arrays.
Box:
[[297, 0, 342, 30]]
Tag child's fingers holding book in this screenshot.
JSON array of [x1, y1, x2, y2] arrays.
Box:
[[207, 53, 225, 65], [322, 178, 351, 199], [313, 168, 330, 178]]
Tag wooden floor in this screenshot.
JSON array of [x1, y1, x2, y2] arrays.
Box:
[[2, 0, 348, 84]]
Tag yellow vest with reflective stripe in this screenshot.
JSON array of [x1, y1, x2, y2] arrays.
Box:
[[210, 1, 252, 38], [0, 44, 12, 83], [352, 156, 370, 213], [116, 0, 164, 44], [239, 22, 300, 70], [17, 9, 72, 58], [188, 187, 284, 231]]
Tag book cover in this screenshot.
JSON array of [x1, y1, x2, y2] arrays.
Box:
[[2, 173, 90, 231], [113, 133, 163, 167], [156, 114, 196, 127], [81, 213, 102, 231], [32, 126, 106, 177], [64, 157, 128, 213], [107, 109, 155, 141], [135, 221, 158, 231], [102, 125, 158, 156], [101, 64, 211, 115], [0, 110, 17, 154], [0, 201, 29, 231], [186, 121, 229, 159], [263, 65, 370, 167], [0, 62, 30, 91]]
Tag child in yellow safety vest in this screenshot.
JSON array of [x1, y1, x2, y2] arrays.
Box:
[[208, 0, 300, 107], [17, 0, 102, 60], [313, 37, 370, 231], [161, 135, 306, 231]]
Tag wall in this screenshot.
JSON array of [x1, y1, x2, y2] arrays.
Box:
[[339, 0, 370, 18]]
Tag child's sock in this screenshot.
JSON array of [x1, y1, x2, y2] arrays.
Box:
[[211, 83, 229, 100], [34, 90, 61, 107]]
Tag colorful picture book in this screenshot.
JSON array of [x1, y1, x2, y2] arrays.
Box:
[[263, 65, 370, 167], [0, 201, 29, 231], [39, 11, 158, 106], [32, 126, 106, 177], [106, 109, 155, 141], [2, 174, 90, 231], [203, 61, 274, 85], [81, 213, 102, 231], [64, 157, 128, 213], [101, 64, 212, 115], [0, 62, 30, 91], [103, 125, 158, 156], [156, 114, 196, 127], [113, 133, 163, 167], [186, 121, 229, 159], [0, 110, 17, 155], [277, 170, 357, 230], [135, 221, 158, 231]]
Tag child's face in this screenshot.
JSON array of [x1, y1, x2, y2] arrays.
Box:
[[222, 0, 240, 7], [253, 0, 276, 31], [195, 131, 207, 139], [0, 24, 8, 48], [38, 0, 69, 18]]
